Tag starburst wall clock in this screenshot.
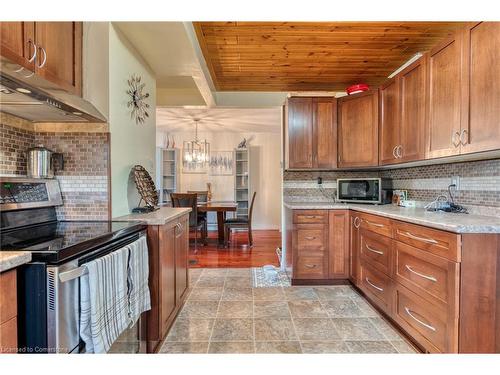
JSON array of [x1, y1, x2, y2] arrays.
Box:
[[126, 74, 150, 125]]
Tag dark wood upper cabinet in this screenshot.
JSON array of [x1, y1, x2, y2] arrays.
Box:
[[460, 22, 500, 154], [398, 55, 426, 162], [313, 97, 337, 169], [286, 97, 314, 169], [0, 22, 82, 96], [426, 34, 464, 159], [338, 91, 379, 168], [379, 77, 400, 165], [34, 22, 82, 95], [285, 96, 337, 169], [0, 22, 35, 72]]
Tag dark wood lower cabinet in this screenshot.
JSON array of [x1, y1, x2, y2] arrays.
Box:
[[288, 209, 350, 284], [145, 213, 189, 353], [287, 208, 500, 353]]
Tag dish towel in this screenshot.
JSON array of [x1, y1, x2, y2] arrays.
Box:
[[80, 247, 130, 354], [127, 236, 151, 326]]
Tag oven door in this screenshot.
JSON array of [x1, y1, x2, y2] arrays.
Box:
[[337, 179, 381, 203]]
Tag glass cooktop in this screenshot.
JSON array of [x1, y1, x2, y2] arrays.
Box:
[[0, 221, 147, 264]]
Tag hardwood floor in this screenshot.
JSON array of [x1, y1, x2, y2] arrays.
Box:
[[188, 230, 281, 268]]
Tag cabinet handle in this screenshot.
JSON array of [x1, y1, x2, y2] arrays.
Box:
[[452, 131, 461, 148], [304, 264, 317, 269], [304, 236, 316, 241], [27, 39, 38, 63], [305, 215, 319, 219], [400, 230, 438, 244], [392, 146, 398, 159], [405, 265, 437, 282], [365, 244, 384, 255], [364, 220, 384, 228], [353, 217, 361, 229], [460, 129, 468, 146], [365, 277, 384, 292], [404, 307, 436, 332], [37, 46, 47, 68], [397, 145, 403, 158]]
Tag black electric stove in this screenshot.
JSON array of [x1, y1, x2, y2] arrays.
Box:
[[0, 176, 149, 353]]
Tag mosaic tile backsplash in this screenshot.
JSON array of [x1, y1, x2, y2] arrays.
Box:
[[0, 123, 110, 220], [283, 159, 500, 217]]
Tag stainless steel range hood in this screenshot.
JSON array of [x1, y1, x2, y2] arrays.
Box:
[[0, 56, 107, 123]]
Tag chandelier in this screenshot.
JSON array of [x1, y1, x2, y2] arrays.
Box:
[[183, 118, 210, 167]]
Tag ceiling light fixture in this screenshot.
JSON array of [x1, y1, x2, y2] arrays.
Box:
[[183, 118, 210, 167]]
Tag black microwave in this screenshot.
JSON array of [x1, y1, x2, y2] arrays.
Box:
[[336, 178, 392, 204]]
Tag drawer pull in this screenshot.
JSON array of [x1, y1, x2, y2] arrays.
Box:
[[304, 215, 320, 219], [364, 220, 384, 228], [365, 277, 384, 292], [304, 236, 316, 241], [404, 307, 436, 332], [304, 264, 317, 269], [365, 244, 384, 255], [401, 231, 438, 244], [405, 265, 437, 282]]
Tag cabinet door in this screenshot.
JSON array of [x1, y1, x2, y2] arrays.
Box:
[[461, 22, 500, 154], [175, 218, 189, 303], [328, 210, 349, 279], [287, 97, 313, 169], [313, 97, 337, 169], [0, 22, 35, 71], [34, 22, 82, 95], [379, 78, 400, 165], [338, 91, 379, 167], [349, 213, 361, 286], [159, 224, 176, 335], [399, 56, 426, 162], [426, 35, 464, 159]]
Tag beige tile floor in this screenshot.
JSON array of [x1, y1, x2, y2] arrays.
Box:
[[159, 268, 418, 354]]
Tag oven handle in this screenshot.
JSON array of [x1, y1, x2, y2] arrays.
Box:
[[58, 231, 146, 283]]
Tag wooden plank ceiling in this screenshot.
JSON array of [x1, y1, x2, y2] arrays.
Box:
[[193, 22, 463, 91]]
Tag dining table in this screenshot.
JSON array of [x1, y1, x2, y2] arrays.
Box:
[[197, 201, 238, 247]]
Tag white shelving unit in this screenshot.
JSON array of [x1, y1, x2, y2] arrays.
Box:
[[234, 148, 250, 218], [156, 148, 179, 205]]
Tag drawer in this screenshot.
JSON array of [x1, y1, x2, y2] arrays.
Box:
[[296, 226, 327, 252], [359, 229, 393, 276], [293, 210, 328, 224], [295, 256, 328, 279], [358, 213, 393, 238], [393, 284, 458, 353], [0, 270, 17, 324], [393, 221, 460, 261], [0, 317, 17, 353], [359, 260, 393, 314], [394, 241, 459, 307]]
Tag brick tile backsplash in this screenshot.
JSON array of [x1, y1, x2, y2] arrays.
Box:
[[1, 123, 110, 220], [284, 158, 500, 217]]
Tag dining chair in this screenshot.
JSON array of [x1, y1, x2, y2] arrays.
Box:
[[224, 191, 257, 247], [187, 190, 209, 225], [171, 193, 207, 249]]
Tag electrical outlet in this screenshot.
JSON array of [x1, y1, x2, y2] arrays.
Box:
[[451, 176, 460, 190]]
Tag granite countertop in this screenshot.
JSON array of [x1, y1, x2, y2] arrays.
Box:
[[114, 206, 192, 225], [0, 251, 31, 273], [283, 201, 500, 234]]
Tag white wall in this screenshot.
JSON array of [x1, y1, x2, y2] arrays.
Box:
[[156, 130, 282, 230], [109, 24, 156, 217]]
